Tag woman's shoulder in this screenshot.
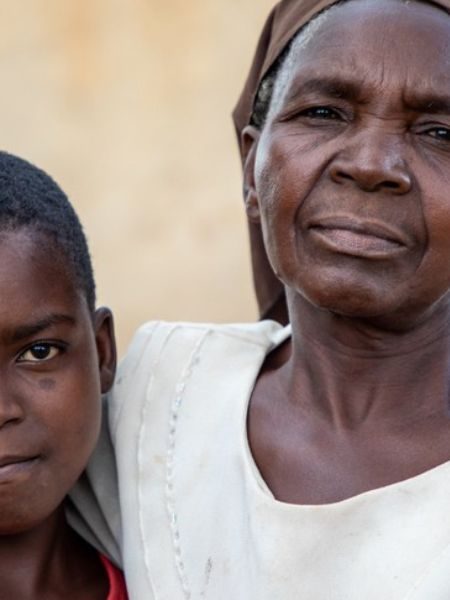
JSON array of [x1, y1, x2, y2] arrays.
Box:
[[123, 318, 288, 361], [107, 319, 289, 433]]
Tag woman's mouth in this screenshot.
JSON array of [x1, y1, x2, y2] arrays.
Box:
[[307, 217, 409, 259]]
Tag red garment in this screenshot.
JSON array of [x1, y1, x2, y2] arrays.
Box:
[[99, 554, 128, 600]]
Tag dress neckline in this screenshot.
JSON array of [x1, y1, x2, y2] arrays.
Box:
[[241, 321, 450, 510]]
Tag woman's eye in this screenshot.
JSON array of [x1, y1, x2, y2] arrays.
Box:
[[18, 343, 61, 363], [417, 123, 450, 144], [422, 126, 450, 142], [301, 106, 341, 120]]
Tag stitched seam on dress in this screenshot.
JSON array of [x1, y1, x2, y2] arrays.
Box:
[[137, 323, 179, 599], [165, 329, 212, 599]]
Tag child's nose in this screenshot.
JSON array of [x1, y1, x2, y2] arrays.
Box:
[[0, 388, 24, 429]]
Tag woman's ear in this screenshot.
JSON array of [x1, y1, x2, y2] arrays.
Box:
[[93, 307, 117, 394], [241, 125, 261, 223]]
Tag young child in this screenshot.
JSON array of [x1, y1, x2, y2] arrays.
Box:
[[0, 151, 125, 599]]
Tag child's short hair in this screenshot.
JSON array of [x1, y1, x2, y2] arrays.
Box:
[[0, 151, 95, 310]]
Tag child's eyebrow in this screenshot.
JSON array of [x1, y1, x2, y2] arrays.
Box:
[[8, 314, 76, 344]]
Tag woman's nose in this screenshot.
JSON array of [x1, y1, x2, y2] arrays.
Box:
[[329, 128, 412, 194]]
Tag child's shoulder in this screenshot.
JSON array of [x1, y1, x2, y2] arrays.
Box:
[[99, 555, 127, 600]]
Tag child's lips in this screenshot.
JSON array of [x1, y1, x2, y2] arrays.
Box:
[[0, 455, 40, 482]]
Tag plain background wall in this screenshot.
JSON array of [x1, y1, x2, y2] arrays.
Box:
[[0, 0, 276, 352]]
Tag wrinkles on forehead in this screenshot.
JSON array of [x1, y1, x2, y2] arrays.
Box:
[[264, 0, 450, 126]]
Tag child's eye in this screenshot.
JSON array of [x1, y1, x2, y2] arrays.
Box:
[[18, 343, 62, 363]]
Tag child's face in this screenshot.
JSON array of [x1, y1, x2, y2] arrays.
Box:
[[0, 229, 115, 534]]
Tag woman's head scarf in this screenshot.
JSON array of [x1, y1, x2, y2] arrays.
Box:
[[233, 0, 450, 323], [233, 0, 338, 143]]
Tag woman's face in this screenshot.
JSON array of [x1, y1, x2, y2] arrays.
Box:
[[250, 0, 450, 324]]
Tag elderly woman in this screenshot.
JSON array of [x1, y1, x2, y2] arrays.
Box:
[[71, 0, 450, 598]]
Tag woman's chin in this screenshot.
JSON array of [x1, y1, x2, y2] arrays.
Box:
[[290, 281, 450, 333], [295, 279, 407, 321]]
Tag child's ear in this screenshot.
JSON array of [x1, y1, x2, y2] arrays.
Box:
[[241, 125, 261, 223], [93, 307, 117, 394]]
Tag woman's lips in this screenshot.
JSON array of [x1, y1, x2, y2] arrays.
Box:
[[307, 217, 409, 258]]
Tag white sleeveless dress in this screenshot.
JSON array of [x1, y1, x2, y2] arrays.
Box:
[[69, 320, 450, 600]]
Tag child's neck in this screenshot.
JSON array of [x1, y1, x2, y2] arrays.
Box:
[[0, 506, 108, 600]]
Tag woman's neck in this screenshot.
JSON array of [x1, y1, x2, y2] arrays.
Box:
[[0, 507, 107, 600], [283, 292, 450, 430]]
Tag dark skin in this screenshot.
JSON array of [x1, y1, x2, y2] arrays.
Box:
[[243, 0, 450, 505], [0, 229, 116, 598]]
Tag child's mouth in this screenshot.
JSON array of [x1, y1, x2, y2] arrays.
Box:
[[0, 456, 40, 483]]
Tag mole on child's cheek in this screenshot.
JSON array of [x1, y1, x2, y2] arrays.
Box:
[[39, 378, 55, 391]]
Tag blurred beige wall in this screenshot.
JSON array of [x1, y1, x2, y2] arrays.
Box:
[[0, 0, 275, 352]]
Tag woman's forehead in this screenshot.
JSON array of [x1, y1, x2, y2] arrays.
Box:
[[271, 0, 450, 112], [291, 0, 450, 65], [234, 0, 450, 140], [275, 0, 450, 70]]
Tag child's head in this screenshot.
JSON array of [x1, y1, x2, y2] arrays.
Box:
[[0, 151, 96, 311], [0, 152, 116, 535]]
